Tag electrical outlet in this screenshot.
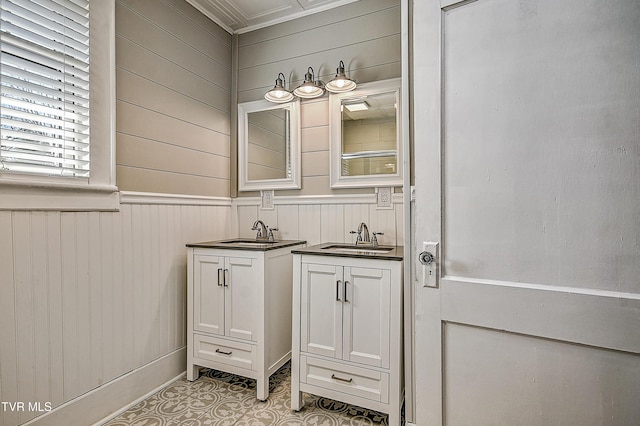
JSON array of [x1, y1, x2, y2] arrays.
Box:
[[377, 187, 392, 209], [261, 190, 274, 210]]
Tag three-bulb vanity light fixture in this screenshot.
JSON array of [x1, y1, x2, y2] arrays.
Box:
[[264, 60, 357, 103]]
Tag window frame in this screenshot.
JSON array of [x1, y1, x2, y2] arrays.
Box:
[[0, 0, 118, 211]]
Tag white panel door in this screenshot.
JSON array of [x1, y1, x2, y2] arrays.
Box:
[[300, 262, 343, 359], [412, 0, 640, 425], [224, 256, 256, 341], [342, 266, 391, 368], [193, 255, 225, 336]]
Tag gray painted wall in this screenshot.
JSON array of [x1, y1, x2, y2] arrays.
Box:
[[115, 0, 232, 197], [237, 0, 401, 196]]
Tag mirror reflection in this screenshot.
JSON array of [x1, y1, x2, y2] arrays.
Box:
[[247, 109, 290, 181], [238, 99, 300, 191], [341, 91, 397, 177], [330, 78, 402, 188]]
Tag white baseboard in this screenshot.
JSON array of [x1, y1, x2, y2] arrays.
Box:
[[23, 348, 186, 426]]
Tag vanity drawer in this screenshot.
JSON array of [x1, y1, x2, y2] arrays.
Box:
[[300, 355, 389, 403], [193, 333, 256, 371]]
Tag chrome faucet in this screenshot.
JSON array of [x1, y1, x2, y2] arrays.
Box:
[[350, 222, 370, 245], [251, 220, 268, 239], [371, 231, 384, 247], [266, 226, 278, 242]]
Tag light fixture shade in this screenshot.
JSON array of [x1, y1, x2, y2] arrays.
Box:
[[265, 72, 295, 103], [293, 67, 325, 99], [325, 60, 357, 93]]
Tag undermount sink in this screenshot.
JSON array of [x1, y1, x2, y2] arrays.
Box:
[[321, 244, 394, 254]]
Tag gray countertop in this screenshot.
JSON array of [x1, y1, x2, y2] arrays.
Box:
[[292, 242, 404, 261], [187, 238, 307, 251]]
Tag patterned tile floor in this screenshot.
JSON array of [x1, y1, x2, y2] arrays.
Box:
[[103, 362, 394, 425]]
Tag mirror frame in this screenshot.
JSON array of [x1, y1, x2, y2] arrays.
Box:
[[329, 78, 403, 188], [238, 99, 301, 191]]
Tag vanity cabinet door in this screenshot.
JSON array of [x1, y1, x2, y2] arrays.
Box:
[[225, 256, 257, 341], [342, 267, 391, 368], [193, 254, 225, 336], [300, 263, 343, 359]]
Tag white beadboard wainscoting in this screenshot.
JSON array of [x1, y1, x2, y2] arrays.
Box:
[[0, 194, 232, 426], [0, 192, 403, 426], [232, 193, 404, 247]]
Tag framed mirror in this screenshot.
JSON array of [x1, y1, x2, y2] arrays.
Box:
[[329, 78, 402, 188], [238, 99, 301, 191]]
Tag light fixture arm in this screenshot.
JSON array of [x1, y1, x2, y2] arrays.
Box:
[[304, 67, 314, 83]]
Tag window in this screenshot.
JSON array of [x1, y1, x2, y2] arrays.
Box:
[[1, 0, 90, 178], [0, 0, 117, 211]]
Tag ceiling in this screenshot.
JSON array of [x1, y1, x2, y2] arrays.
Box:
[[186, 0, 359, 34]]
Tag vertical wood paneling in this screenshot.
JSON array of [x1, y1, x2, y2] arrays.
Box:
[[394, 204, 404, 246], [237, 205, 259, 238], [298, 205, 322, 245], [140, 205, 153, 363], [0, 212, 18, 426], [74, 213, 92, 394], [30, 213, 49, 411], [107, 210, 125, 379], [257, 207, 278, 231], [1, 200, 403, 426], [120, 204, 135, 373], [1, 203, 232, 426], [100, 212, 115, 381], [88, 213, 103, 388], [149, 205, 161, 360], [236, 201, 403, 246], [158, 205, 170, 355], [45, 212, 64, 408], [276, 205, 300, 241], [320, 204, 345, 243], [369, 205, 398, 246], [13, 212, 36, 424], [343, 204, 370, 239], [166, 205, 177, 350], [129, 206, 144, 367], [60, 212, 78, 400]]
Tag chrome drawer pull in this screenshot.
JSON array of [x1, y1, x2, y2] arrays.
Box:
[[331, 374, 353, 383], [215, 348, 232, 356]]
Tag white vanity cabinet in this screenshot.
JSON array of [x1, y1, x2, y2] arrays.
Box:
[[291, 245, 404, 426], [187, 239, 305, 400], [192, 254, 257, 341]]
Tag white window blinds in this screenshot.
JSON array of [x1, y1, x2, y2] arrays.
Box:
[[1, 0, 90, 178]]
